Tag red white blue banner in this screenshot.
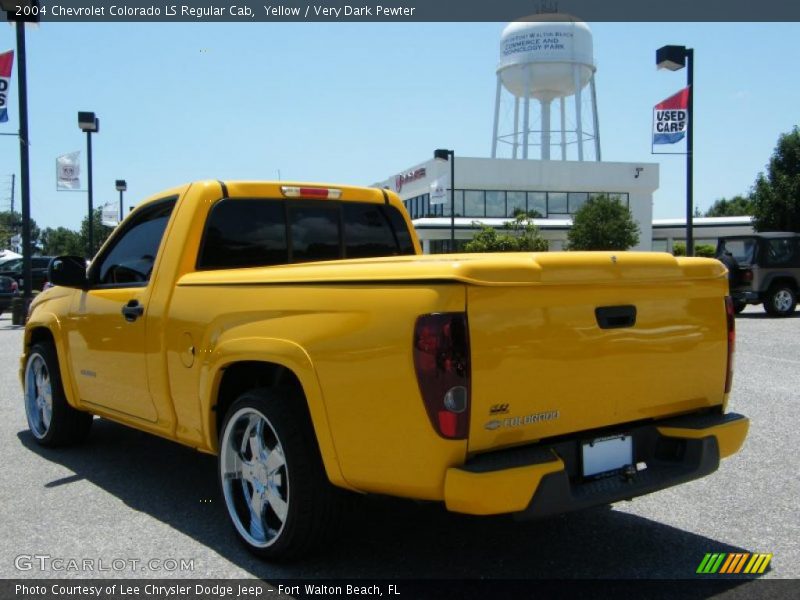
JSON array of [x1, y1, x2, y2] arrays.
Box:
[[0, 50, 14, 123], [653, 87, 689, 145]]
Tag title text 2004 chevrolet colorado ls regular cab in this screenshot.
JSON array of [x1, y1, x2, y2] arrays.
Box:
[[22, 181, 748, 559]]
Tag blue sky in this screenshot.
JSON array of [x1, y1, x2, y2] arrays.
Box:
[[0, 21, 798, 230]]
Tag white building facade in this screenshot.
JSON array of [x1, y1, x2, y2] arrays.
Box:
[[375, 156, 659, 253]]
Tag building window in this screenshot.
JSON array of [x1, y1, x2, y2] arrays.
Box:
[[548, 192, 568, 215], [506, 192, 526, 217], [527, 192, 547, 217], [464, 190, 485, 217], [486, 191, 506, 217], [568, 192, 588, 214]]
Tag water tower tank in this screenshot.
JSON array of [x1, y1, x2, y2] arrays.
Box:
[[498, 16, 594, 101], [490, 14, 600, 162]]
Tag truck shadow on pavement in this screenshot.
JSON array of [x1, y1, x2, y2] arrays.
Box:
[[18, 419, 760, 583]]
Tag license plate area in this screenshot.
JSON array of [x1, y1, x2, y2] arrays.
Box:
[[582, 434, 633, 478]]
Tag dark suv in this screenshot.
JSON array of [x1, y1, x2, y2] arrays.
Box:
[[0, 256, 54, 292], [716, 233, 800, 317]]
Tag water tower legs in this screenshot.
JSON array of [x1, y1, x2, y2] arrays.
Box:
[[560, 97, 566, 161], [590, 73, 601, 161], [573, 65, 584, 161], [513, 97, 520, 159], [491, 75, 502, 159], [541, 99, 551, 160], [522, 65, 531, 159]]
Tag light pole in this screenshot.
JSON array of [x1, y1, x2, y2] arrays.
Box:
[[656, 44, 694, 256], [1, 0, 36, 303], [78, 111, 99, 256], [434, 148, 455, 252], [115, 179, 127, 222]]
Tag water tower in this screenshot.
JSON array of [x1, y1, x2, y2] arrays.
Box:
[[491, 15, 601, 161]]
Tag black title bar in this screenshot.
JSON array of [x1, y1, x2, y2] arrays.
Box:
[[3, 0, 800, 22]]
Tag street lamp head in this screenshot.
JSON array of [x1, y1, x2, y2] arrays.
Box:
[[78, 111, 99, 132], [115, 179, 127, 192], [656, 45, 688, 71], [434, 148, 453, 162]]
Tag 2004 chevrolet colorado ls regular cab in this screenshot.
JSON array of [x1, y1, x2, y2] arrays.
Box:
[[22, 181, 748, 559]]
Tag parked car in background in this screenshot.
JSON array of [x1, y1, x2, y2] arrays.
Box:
[[0, 256, 55, 292], [716, 233, 800, 316], [0, 276, 19, 315]]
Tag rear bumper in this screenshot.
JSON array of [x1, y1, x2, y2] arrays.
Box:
[[444, 411, 748, 517]]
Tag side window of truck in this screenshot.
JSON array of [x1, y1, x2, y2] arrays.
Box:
[[764, 238, 797, 267], [91, 198, 176, 287]]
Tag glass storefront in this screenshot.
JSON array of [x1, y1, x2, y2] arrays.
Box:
[[403, 190, 630, 220]]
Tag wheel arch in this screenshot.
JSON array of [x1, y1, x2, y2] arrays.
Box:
[[762, 273, 798, 292], [23, 316, 82, 410], [202, 337, 352, 491]]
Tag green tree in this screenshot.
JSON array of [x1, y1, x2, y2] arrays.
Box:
[[567, 195, 640, 250], [40, 227, 84, 256], [464, 214, 548, 253], [80, 208, 115, 256], [672, 242, 716, 258], [705, 195, 755, 217], [751, 126, 800, 232], [0, 211, 41, 250]]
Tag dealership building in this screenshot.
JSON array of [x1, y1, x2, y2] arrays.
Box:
[[374, 156, 659, 252]]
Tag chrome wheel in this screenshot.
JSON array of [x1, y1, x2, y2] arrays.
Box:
[[773, 289, 794, 313], [25, 352, 53, 439], [220, 407, 289, 549]]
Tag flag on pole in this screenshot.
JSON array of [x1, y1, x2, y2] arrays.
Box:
[[653, 87, 689, 145], [0, 50, 14, 123], [101, 204, 120, 227], [56, 151, 81, 190], [429, 162, 450, 206]]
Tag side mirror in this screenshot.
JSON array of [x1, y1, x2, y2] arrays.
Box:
[[48, 256, 88, 289]]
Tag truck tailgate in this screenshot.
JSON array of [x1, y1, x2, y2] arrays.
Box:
[[466, 252, 729, 453]]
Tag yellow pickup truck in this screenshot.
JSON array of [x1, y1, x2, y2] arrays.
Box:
[[22, 181, 748, 559]]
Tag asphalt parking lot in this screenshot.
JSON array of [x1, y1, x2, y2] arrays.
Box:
[[0, 306, 797, 583]]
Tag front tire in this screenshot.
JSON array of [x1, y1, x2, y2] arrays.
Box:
[[764, 285, 797, 317], [218, 388, 340, 559], [24, 342, 93, 446]]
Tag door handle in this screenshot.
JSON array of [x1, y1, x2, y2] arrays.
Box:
[[595, 305, 637, 329], [121, 300, 144, 322]]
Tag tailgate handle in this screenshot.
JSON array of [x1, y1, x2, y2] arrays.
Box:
[[595, 305, 637, 329]]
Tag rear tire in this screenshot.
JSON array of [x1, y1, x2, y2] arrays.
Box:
[[733, 300, 746, 314], [764, 285, 797, 317], [218, 388, 341, 560], [24, 342, 93, 446]]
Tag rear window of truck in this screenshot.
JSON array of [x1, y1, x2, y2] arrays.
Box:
[[197, 198, 414, 270]]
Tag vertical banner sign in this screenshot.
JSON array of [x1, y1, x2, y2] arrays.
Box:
[[653, 87, 689, 146], [0, 50, 14, 123], [101, 204, 120, 227], [56, 152, 81, 190], [429, 161, 450, 206], [430, 175, 449, 205]]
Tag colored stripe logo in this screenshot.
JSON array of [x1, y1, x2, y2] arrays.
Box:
[[696, 553, 773, 574]]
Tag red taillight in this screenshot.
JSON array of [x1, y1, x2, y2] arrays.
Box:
[[724, 296, 736, 394], [413, 313, 471, 440], [280, 186, 342, 200], [741, 269, 753, 283]]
